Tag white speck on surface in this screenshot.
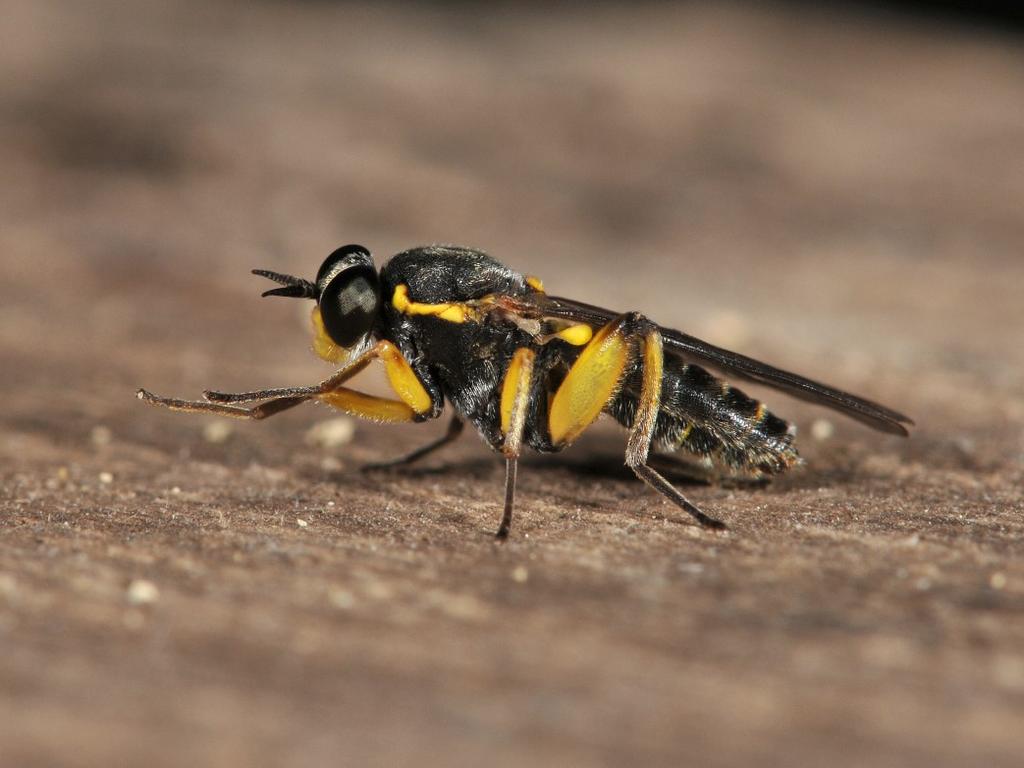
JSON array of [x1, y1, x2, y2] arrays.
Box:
[[328, 588, 355, 610], [512, 565, 529, 583], [202, 421, 234, 444], [296, 518, 309, 528], [127, 579, 159, 605], [98, 472, 114, 484], [90, 425, 113, 447], [320, 456, 343, 472], [432, 590, 490, 621], [811, 419, 835, 441], [363, 580, 394, 601], [990, 572, 1007, 590], [305, 418, 356, 448]]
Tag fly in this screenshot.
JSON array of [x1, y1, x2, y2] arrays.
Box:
[[138, 244, 913, 538]]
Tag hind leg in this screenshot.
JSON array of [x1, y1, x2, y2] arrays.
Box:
[[548, 312, 726, 530]]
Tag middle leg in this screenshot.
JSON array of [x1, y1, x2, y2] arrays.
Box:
[[362, 415, 465, 471], [495, 346, 536, 539]]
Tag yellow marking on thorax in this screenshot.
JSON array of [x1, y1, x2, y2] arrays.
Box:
[[526, 275, 545, 292], [391, 284, 470, 323], [553, 324, 593, 346], [311, 306, 352, 364]]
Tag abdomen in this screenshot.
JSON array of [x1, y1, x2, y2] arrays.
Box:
[[609, 357, 800, 475]]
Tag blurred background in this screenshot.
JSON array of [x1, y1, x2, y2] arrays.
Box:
[[1, 1, 1022, 766]]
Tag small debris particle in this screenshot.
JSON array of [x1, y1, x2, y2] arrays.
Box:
[[296, 518, 309, 528], [363, 580, 394, 601], [56, 466, 70, 481], [512, 565, 529, 583], [320, 456, 343, 472], [915, 577, 932, 591], [202, 420, 234, 444], [990, 572, 1007, 590], [305, 418, 356, 448], [98, 472, 114, 485], [127, 579, 160, 605], [171, 486, 181, 494], [811, 419, 835, 441], [328, 588, 355, 610], [90, 425, 113, 447], [437, 592, 490, 621]]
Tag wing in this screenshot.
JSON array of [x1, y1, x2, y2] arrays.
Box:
[[535, 294, 913, 436]]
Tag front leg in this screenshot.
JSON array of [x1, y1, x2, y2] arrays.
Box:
[[138, 340, 439, 424]]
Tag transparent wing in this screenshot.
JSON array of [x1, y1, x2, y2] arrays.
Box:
[[535, 294, 913, 436]]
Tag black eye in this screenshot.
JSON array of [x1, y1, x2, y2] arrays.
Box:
[[316, 245, 380, 347]]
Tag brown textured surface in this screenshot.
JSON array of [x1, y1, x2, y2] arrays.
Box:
[[2, 1, 1023, 766]]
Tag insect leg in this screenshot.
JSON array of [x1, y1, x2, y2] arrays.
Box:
[[362, 415, 465, 471], [203, 356, 376, 403], [139, 341, 436, 424], [548, 314, 634, 447], [136, 389, 308, 420], [546, 313, 725, 529], [496, 347, 536, 539], [625, 324, 726, 530]]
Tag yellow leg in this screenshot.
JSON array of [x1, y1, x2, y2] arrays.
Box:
[[500, 347, 536, 447], [376, 341, 434, 416], [317, 388, 419, 423], [624, 326, 726, 530], [496, 348, 536, 539], [544, 314, 726, 530], [548, 315, 633, 447], [139, 340, 436, 424]]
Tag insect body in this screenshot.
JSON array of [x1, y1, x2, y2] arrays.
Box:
[[139, 244, 912, 538]]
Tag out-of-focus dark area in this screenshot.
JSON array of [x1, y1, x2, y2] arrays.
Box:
[[1, 1, 1022, 767]]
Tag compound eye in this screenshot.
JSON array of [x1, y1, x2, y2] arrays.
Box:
[[316, 245, 380, 347]]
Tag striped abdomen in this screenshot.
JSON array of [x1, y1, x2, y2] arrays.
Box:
[[610, 357, 800, 475]]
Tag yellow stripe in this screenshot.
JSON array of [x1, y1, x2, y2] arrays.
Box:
[[391, 284, 469, 323], [526, 275, 545, 292]]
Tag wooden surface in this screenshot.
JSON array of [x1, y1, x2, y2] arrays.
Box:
[[1, 1, 1022, 765]]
